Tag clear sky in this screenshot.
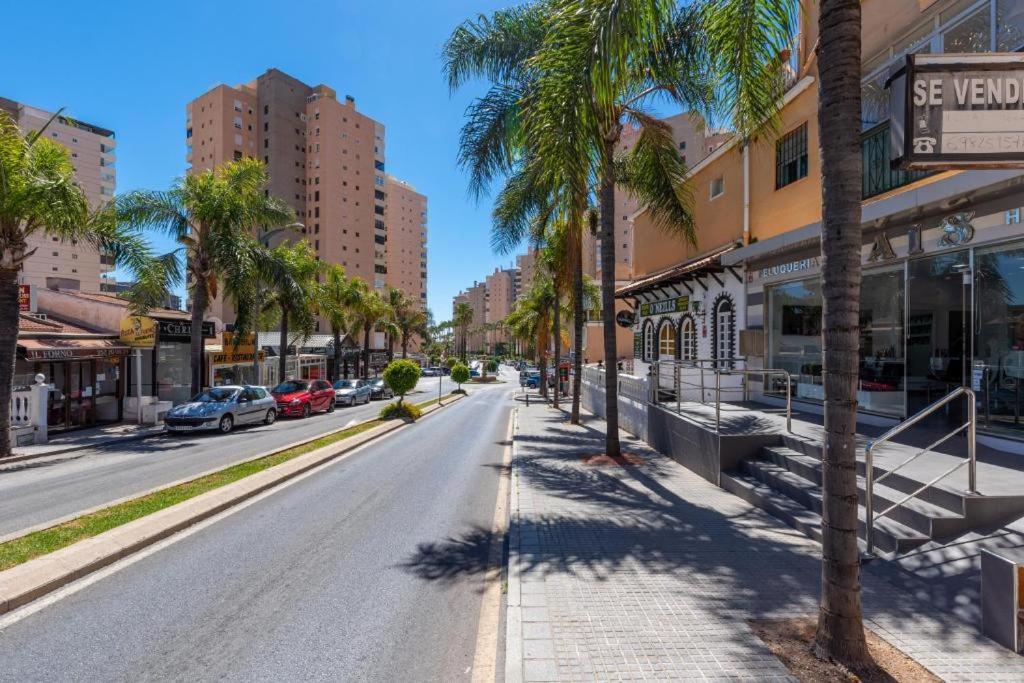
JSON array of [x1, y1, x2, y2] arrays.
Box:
[[2, 0, 522, 322]]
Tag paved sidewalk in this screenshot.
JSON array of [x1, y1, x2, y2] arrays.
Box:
[[505, 403, 1024, 682], [5, 422, 164, 463]]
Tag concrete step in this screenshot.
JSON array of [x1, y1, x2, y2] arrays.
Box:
[[761, 446, 969, 538], [736, 460, 930, 555]]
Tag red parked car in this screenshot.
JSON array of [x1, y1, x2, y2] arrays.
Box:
[[271, 379, 335, 418]]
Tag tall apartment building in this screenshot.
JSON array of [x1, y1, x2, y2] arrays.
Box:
[[1, 97, 116, 293], [515, 247, 538, 301], [384, 175, 428, 308], [485, 267, 518, 349], [187, 68, 425, 327]]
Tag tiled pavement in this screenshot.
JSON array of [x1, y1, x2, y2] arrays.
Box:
[[505, 403, 1024, 682]]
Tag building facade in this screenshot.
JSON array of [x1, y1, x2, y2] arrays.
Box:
[[187, 69, 426, 331], [616, 0, 1024, 447], [1, 97, 116, 293], [485, 267, 518, 352]]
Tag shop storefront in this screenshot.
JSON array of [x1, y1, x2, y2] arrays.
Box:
[[123, 316, 216, 405], [747, 206, 1024, 438], [16, 314, 128, 433], [208, 332, 270, 387]]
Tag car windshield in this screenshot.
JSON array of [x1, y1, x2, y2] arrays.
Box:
[[273, 381, 308, 393], [372, 380, 384, 386], [191, 388, 238, 403], [333, 380, 355, 389]]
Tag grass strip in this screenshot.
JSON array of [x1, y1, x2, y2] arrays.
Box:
[[0, 419, 383, 572]]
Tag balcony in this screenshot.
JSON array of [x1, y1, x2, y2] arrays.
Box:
[[861, 121, 935, 200]]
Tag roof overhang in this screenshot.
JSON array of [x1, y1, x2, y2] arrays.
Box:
[[615, 243, 741, 299]]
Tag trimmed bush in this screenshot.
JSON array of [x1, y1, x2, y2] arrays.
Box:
[[451, 363, 470, 388], [486, 359, 499, 373], [444, 356, 459, 370], [383, 359, 421, 404], [379, 401, 423, 421]]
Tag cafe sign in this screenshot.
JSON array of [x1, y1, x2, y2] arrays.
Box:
[[639, 295, 689, 317], [157, 319, 216, 342], [119, 316, 157, 348], [891, 53, 1024, 169], [17, 284, 31, 312]]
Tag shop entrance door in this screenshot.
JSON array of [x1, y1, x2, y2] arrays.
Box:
[[906, 251, 971, 424]]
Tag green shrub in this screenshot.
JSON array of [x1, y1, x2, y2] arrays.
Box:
[[383, 359, 421, 404], [451, 363, 470, 387], [486, 359, 499, 372], [444, 356, 459, 369], [379, 401, 423, 421]]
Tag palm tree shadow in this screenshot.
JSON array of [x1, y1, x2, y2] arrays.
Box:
[[400, 411, 989, 642]]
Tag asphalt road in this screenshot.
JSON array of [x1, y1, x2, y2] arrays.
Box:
[[0, 375, 461, 539], [0, 378, 513, 682]]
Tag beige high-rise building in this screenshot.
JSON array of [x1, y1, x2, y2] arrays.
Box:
[[485, 267, 517, 350], [515, 247, 538, 301], [384, 176, 427, 308], [1, 97, 116, 293], [187, 69, 420, 332], [453, 281, 488, 353]]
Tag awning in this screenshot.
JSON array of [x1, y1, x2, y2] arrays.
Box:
[[615, 243, 741, 299], [18, 338, 131, 361]]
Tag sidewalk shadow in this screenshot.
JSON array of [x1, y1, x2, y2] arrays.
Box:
[[400, 409, 993, 645]]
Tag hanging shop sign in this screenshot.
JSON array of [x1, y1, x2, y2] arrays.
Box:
[[615, 310, 636, 328], [890, 53, 1024, 169], [222, 332, 256, 354], [212, 349, 265, 365], [156, 319, 216, 342], [119, 316, 157, 348], [639, 295, 689, 317], [18, 285, 31, 312]]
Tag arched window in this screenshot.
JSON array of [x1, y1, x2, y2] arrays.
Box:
[[658, 319, 676, 359], [643, 320, 655, 361], [680, 315, 697, 361], [714, 297, 734, 367]]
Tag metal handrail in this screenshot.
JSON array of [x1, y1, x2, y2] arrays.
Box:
[[864, 386, 977, 556], [649, 359, 792, 433]]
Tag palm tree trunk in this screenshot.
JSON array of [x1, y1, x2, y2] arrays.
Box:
[[571, 249, 584, 424], [599, 138, 621, 458], [538, 352, 548, 399], [813, 0, 870, 668], [278, 308, 289, 383], [190, 282, 209, 397], [401, 332, 409, 359], [553, 290, 561, 409], [331, 328, 342, 382], [0, 268, 20, 458], [387, 334, 395, 363], [362, 323, 371, 379]]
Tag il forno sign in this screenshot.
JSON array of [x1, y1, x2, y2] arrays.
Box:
[[890, 53, 1024, 169]]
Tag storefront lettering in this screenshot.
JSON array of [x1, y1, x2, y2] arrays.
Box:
[[24, 347, 124, 360], [937, 211, 975, 248], [639, 296, 689, 317], [760, 258, 815, 280], [867, 233, 896, 262]]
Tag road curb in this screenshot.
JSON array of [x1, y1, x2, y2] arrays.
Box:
[[0, 392, 465, 616], [505, 408, 524, 683]]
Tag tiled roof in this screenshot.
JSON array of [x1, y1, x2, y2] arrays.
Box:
[[615, 243, 740, 299], [18, 313, 106, 336], [52, 290, 189, 319]]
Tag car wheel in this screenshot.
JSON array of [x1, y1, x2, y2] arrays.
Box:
[[302, 403, 311, 419], [327, 401, 335, 413], [219, 415, 234, 434], [264, 409, 276, 425]]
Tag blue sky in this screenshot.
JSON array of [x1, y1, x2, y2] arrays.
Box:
[[2, 0, 521, 321]]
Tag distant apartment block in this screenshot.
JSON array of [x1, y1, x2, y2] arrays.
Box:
[[1, 97, 116, 293], [186, 68, 426, 326], [485, 266, 518, 348]]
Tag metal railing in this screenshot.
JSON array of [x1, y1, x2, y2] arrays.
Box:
[[649, 359, 792, 433], [864, 386, 977, 556], [582, 365, 648, 403]]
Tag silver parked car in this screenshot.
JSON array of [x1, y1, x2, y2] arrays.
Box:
[[333, 379, 372, 406], [164, 385, 277, 434]]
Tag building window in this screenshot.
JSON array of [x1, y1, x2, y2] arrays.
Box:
[[680, 315, 697, 361], [643, 320, 655, 362], [658, 319, 677, 359], [712, 295, 735, 368], [775, 122, 808, 189], [709, 176, 724, 199], [234, 116, 242, 129]]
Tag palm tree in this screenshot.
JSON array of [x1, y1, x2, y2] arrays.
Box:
[[263, 241, 321, 383], [394, 300, 428, 359], [118, 158, 295, 396], [0, 111, 174, 457], [353, 289, 390, 379], [319, 264, 362, 381], [453, 301, 474, 362], [813, 0, 871, 668]]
